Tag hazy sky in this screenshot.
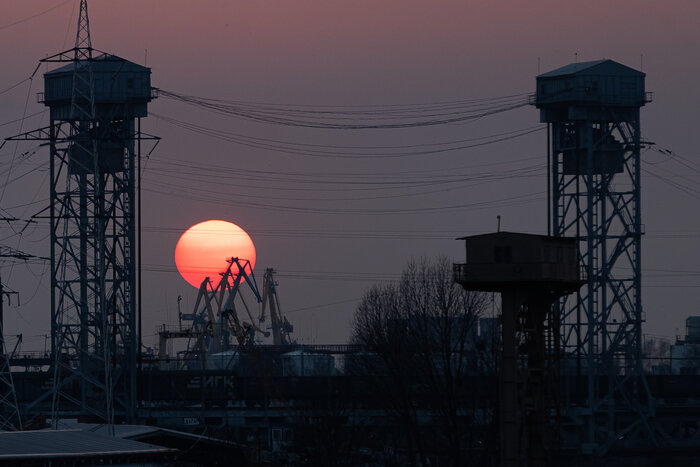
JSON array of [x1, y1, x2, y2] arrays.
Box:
[[0, 1, 698, 351]]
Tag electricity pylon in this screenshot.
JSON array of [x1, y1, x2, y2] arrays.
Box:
[[0, 245, 40, 431]]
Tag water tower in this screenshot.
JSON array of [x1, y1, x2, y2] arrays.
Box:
[[455, 232, 584, 466], [532, 60, 653, 452], [10, 1, 156, 424]]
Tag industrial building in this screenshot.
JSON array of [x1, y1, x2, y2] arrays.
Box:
[[671, 317, 700, 375]]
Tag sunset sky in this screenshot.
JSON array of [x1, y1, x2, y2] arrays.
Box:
[[0, 1, 698, 350]]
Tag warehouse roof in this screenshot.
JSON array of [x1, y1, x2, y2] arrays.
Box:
[[0, 429, 173, 460]]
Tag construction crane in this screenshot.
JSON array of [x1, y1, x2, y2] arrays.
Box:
[[260, 269, 294, 345]]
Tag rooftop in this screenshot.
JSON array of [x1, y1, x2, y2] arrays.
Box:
[[0, 429, 173, 461], [537, 59, 644, 79], [45, 53, 149, 76]]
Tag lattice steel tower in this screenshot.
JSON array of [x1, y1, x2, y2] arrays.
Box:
[[0, 273, 23, 431], [533, 60, 653, 452], [12, 0, 154, 424]]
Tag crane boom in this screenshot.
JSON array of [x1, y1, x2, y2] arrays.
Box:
[[260, 268, 294, 345]]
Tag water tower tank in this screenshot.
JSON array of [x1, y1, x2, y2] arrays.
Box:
[[533, 59, 650, 175], [454, 232, 582, 291], [534, 59, 647, 120], [41, 53, 153, 174], [42, 53, 153, 121]]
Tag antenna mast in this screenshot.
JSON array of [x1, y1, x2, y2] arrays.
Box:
[[75, 0, 92, 53]]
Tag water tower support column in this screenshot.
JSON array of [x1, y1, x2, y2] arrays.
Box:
[[454, 232, 584, 466]]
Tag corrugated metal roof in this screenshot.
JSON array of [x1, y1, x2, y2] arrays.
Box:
[[538, 59, 643, 78], [52, 421, 163, 439], [0, 429, 173, 460], [50, 421, 246, 449]]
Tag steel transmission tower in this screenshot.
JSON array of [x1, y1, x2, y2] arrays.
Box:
[[0, 276, 23, 431], [533, 60, 653, 453], [8, 0, 156, 424], [0, 246, 43, 430], [0, 321, 21, 431]]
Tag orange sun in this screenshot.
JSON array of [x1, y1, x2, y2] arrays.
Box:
[[174, 220, 257, 288]]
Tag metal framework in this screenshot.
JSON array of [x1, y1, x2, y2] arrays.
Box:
[[51, 0, 128, 425], [0, 246, 45, 430], [5, 0, 155, 425], [534, 60, 653, 453], [180, 258, 265, 369], [260, 268, 294, 345], [0, 279, 21, 431]]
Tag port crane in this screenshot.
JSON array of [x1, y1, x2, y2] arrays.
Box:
[[260, 268, 294, 345]]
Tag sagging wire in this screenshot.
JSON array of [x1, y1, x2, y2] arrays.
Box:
[[156, 88, 530, 130]]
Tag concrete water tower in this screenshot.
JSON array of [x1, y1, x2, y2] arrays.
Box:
[[10, 0, 157, 424], [532, 60, 652, 452]]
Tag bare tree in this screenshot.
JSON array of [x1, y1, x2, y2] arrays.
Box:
[[351, 257, 491, 466]]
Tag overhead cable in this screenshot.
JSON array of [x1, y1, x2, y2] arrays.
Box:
[[156, 89, 530, 130]]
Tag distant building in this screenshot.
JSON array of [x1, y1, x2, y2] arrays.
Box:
[[280, 349, 336, 376], [671, 317, 700, 375]]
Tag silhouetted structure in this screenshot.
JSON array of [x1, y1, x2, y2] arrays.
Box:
[[455, 232, 584, 467], [8, 0, 156, 425], [532, 59, 653, 453], [0, 276, 22, 430], [671, 317, 700, 375]]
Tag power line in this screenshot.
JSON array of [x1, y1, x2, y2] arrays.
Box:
[[143, 161, 544, 201], [164, 90, 530, 110], [0, 69, 36, 205], [143, 184, 544, 215], [0, 111, 47, 129], [145, 152, 544, 183], [141, 226, 487, 241], [0, 0, 73, 32], [156, 88, 530, 130], [152, 111, 544, 158]]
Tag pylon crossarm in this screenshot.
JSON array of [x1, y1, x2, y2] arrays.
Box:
[[39, 49, 92, 63], [5, 126, 54, 141]]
